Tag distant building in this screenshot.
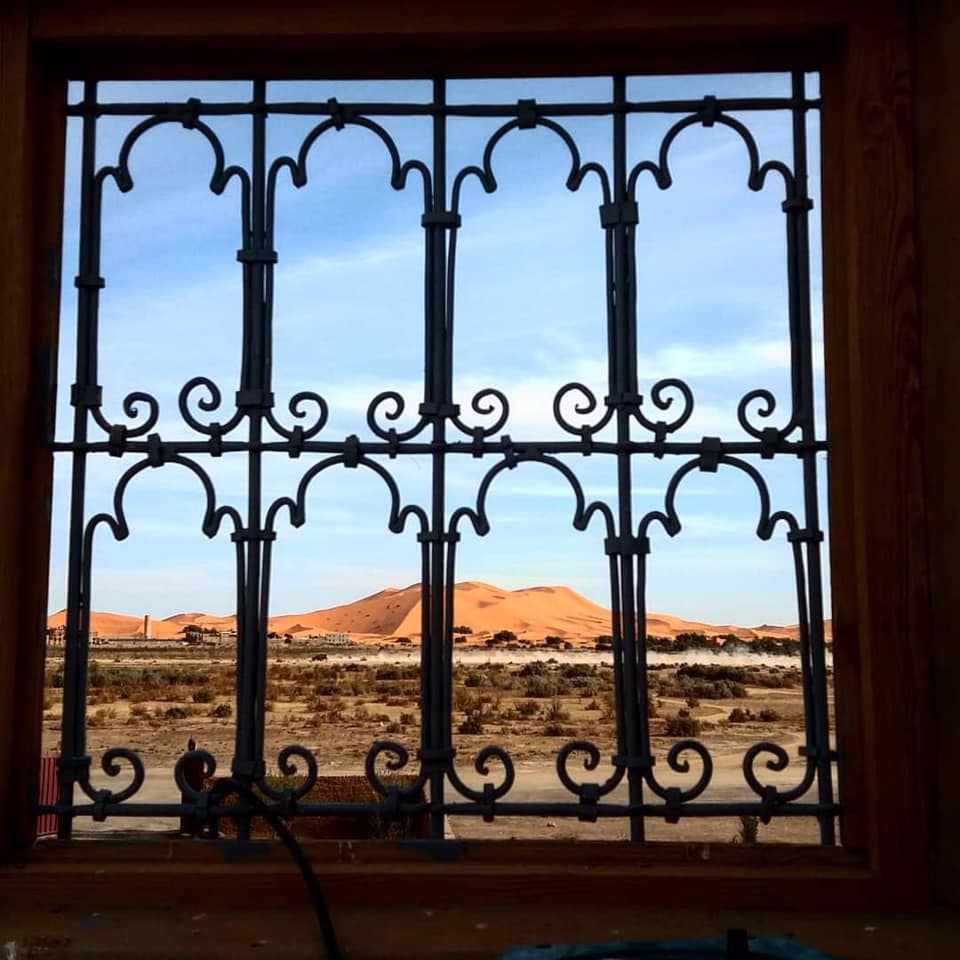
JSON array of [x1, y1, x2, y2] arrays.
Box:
[[143, 614, 152, 639], [321, 632, 352, 646]]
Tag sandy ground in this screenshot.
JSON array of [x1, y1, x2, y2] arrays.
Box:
[[45, 646, 836, 846]]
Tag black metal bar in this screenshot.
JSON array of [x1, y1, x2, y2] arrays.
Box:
[[57, 79, 102, 841], [66, 96, 822, 119], [56, 799, 837, 820], [52, 438, 831, 456], [427, 77, 449, 840], [790, 70, 835, 845], [232, 81, 269, 832], [443, 801, 837, 819], [608, 75, 647, 842]]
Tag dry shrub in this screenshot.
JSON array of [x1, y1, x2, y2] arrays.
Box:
[[542, 698, 575, 737], [458, 709, 484, 735], [88, 706, 118, 727]]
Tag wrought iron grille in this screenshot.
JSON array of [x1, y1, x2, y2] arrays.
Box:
[[46, 73, 837, 844]]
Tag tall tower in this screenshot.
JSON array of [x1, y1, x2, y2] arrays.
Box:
[[143, 614, 152, 640]]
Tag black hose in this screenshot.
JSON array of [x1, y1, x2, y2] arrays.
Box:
[[210, 778, 343, 960]]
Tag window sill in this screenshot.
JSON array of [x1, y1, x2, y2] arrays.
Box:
[[1, 901, 958, 960], [1, 837, 887, 911]]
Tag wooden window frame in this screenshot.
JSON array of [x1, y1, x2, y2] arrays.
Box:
[[0, 0, 943, 911]]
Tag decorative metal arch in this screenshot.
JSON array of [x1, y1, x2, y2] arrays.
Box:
[[49, 74, 836, 844]]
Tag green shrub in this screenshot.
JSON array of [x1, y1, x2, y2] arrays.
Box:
[[673, 678, 746, 700], [543, 723, 577, 737], [515, 699, 541, 719], [542, 699, 576, 737], [192, 688, 214, 704], [664, 714, 702, 737], [519, 661, 550, 678], [458, 709, 484, 735], [524, 676, 559, 698], [561, 663, 596, 679], [752, 669, 803, 689], [600, 692, 617, 722], [672, 632, 714, 652], [645, 635, 674, 653], [211, 702, 232, 718]]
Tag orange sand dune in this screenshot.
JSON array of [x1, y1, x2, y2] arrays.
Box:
[[270, 581, 615, 641], [267, 581, 828, 645], [49, 582, 830, 645], [48, 609, 145, 637], [269, 585, 419, 637]]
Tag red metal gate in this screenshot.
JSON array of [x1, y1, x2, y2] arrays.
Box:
[[36, 756, 58, 838]]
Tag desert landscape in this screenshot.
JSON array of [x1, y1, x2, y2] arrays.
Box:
[[43, 582, 833, 844]]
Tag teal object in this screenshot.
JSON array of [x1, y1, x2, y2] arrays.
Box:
[[499, 934, 836, 960]]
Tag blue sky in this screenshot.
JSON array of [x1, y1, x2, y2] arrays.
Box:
[[48, 73, 830, 627]]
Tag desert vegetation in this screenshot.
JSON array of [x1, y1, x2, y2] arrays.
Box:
[[41, 648, 815, 770]]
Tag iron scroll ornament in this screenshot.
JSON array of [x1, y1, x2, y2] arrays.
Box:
[[638, 452, 821, 814], [627, 100, 810, 443], [88, 112, 250, 442], [269, 112, 434, 445]]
